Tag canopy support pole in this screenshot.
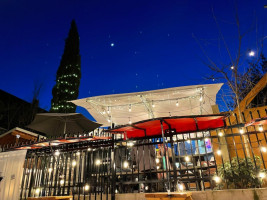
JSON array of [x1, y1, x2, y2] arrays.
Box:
[[160, 120, 170, 193]]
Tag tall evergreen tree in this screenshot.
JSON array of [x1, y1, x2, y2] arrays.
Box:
[[50, 20, 81, 113]]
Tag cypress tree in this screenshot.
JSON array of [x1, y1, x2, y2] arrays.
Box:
[[50, 20, 81, 113]]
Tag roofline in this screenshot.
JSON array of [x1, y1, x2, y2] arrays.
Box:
[[0, 127, 47, 139]]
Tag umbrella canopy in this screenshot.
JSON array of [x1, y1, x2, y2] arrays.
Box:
[[27, 113, 101, 137]]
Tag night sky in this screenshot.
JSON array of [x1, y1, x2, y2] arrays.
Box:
[[0, 0, 266, 120]]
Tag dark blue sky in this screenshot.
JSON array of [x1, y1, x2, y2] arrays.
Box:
[[0, 0, 266, 118]]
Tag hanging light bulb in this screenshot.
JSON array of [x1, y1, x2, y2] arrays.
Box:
[[218, 131, 223, 137], [48, 168, 53, 173], [176, 100, 179, 107], [103, 110, 106, 114], [54, 150, 60, 157], [186, 140, 191, 144], [129, 105, 132, 112], [72, 160, 77, 167], [178, 184, 184, 192], [95, 159, 101, 165], [59, 179, 64, 186], [239, 128, 244, 134], [123, 161, 129, 168], [87, 148, 92, 151], [259, 126, 264, 132], [35, 188, 40, 195], [129, 118, 132, 124], [199, 95, 203, 102], [231, 65, 235, 70], [76, 151, 80, 156], [213, 176, 221, 183], [259, 172, 266, 178], [107, 107, 110, 114], [204, 138, 209, 142], [84, 184, 90, 191], [107, 117, 111, 123], [261, 147, 267, 153], [156, 158, 160, 163], [217, 150, 222, 155], [185, 156, 190, 162], [152, 101, 155, 108]]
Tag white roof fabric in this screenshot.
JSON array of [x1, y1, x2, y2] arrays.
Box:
[[71, 83, 223, 126]]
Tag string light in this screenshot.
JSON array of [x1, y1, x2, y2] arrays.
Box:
[[186, 140, 191, 144], [127, 142, 134, 147], [178, 184, 184, 192], [35, 188, 40, 195], [204, 138, 209, 142], [123, 161, 129, 168], [145, 186, 149, 191], [84, 184, 90, 191], [76, 151, 80, 156], [96, 159, 101, 165], [217, 150, 222, 155], [152, 101, 155, 108], [199, 95, 203, 102], [156, 158, 160, 164], [103, 110, 106, 114], [213, 176, 221, 183], [259, 126, 264, 132], [239, 128, 244, 134], [72, 160, 77, 167], [129, 105, 132, 112], [87, 148, 92, 151], [231, 65, 235, 70], [218, 131, 223, 137], [60, 179, 64, 185], [54, 150, 60, 156], [48, 168, 53, 173], [259, 172, 266, 178], [129, 118, 132, 124], [176, 100, 179, 107], [185, 156, 190, 162], [157, 166, 160, 170], [261, 147, 267, 153], [107, 107, 110, 114], [108, 117, 111, 123]]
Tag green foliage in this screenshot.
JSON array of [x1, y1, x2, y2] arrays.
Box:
[[217, 156, 265, 189]]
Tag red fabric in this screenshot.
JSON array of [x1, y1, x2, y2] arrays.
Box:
[[110, 115, 225, 139]]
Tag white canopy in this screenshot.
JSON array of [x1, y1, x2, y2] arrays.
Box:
[[71, 83, 223, 126]]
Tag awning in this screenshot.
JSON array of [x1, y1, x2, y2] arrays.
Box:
[[15, 136, 111, 150], [245, 116, 267, 127], [107, 114, 226, 139], [71, 83, 223, 126]]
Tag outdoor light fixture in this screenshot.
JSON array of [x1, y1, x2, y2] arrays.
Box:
[[239, 128, 244, 134], [176, 100, 179, 107], [107, 107, 110, 114], [95, 159, 101, 165], [152, 101, 155, 108], [129, 105, 132, 112], [261, 147, 267, 153], [213, 176, 221, 183], [115, 189, 118, 193], [108, 117, 111, 123], [185, 156, 190, 162], [218, 131, 223, 137], [127, 142, 134, 147], [54, 150, 60, 156], [103, 110, 106, 114], [156, 158, 160, 164], [157, 166, 160, 170], [145, 186, 149, 191], [259, 172, 266, 179], [87, 148, 92, 151], [249, 50, 255, 57], [76, 151, 80, 156], [199, 95, 203, 102], [72, 160, 77, 167], [231, 65, 235, 70], [259, 126, 264, 132], [48, 168, 53, 173], [129, 118, 132, 124], [60, 179, 64, 186], [178, 183, 184, 192], [217, 150, 222, 155], [35, 188, 40, 195], [84, 184, 90, 191], [123, 161, 129, 168]]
